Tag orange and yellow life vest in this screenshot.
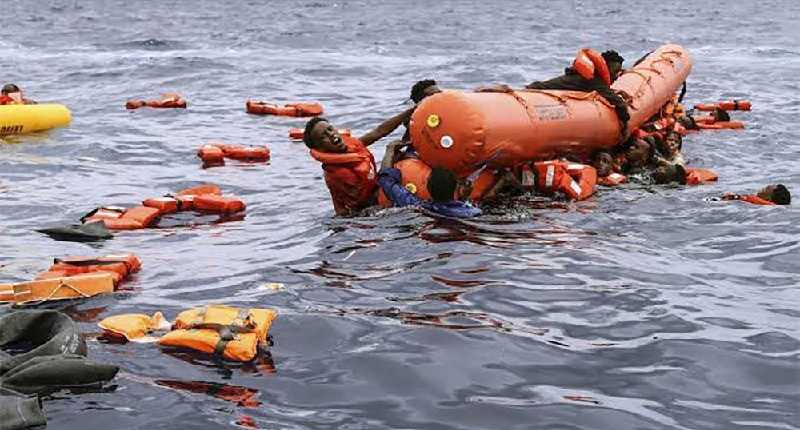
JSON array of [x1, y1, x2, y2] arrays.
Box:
[[694, 100, 751, 112], [158, 305, 278, 362]]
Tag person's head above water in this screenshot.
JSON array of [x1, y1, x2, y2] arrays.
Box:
[[602, 50, 625, 81], [758, 184, 791, 205], [592, 151, 613, 177], [427, 167, 457, 203], [623, 138, 653, 169], [652, 163, 686, 184], [1, 83, 20, 95], [410, 79, 441, 104], [303, 117, 347, 153]]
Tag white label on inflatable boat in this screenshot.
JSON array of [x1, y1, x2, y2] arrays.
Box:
[[440, 135, 454, 149]]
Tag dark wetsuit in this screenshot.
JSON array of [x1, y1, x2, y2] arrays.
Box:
[[526, 68, 630, 129]]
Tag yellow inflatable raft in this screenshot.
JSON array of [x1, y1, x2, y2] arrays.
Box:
[[0, 104, 71, 136]]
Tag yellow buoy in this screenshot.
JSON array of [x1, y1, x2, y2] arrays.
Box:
[[0, 104, 71, 136]]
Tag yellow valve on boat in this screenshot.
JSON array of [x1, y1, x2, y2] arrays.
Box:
[[426, 114, 440, 128]]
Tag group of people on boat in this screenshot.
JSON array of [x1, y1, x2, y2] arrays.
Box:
[[301, 48, 790, 217]]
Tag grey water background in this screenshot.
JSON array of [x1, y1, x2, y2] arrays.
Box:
[[1, 0, 799, 428]]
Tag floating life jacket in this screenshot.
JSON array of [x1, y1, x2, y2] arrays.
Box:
[[572, 48, 612, 86], [83, 184, 243, 230], [534, 160, 597, 201], [81, 205, 162, 230], [695, 120, 745, 130], [35, 254, 141, 285], [467, 168, 502, 201], [377, 158, 433, 207], [684, 167, 718, 185], [198, 143, 270, 167], [246, 100, 323, 117], [126, 93, 187, 109], [694, 100, 751, 111], [158, 305, 278, 362], [289, 127, 350, 141], [598, 172, 627, 186], [0, 273, 115, 305], [310, 136, 377, 215], [99, 312, 169, 342]]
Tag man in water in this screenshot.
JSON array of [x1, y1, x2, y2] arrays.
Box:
[[377, 141, 481, 218], [0, 83, 35, 104], [716, 184, 791, 205], [304, 109, 414, 216], [402, 79, 441, 143]]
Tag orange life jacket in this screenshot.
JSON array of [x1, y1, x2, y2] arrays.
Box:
[[695, 120, 745, 130], [685, 168, 718, 185], [0, 273, 115, 305], [0, 94, 15, 105], [377, 157, 433, 207], [82, 206, 162, 230], [198, 143, 270, 166], [85, 184, 242, 230], [289, 127, 350, 141], [246, 100, 323, 117], [534, 161, 597, 200], [35, 254, 141, 285], [158, 305, 278, 362], [467, 168, 501, 201], [694, 100, 751, 112], [572, 48, 612, 86], [126, 94, 187, 109], [310, 136, 377, 215], [598, 172, 627, 186]]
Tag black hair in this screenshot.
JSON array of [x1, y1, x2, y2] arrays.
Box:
[[601, 50, 625, 65], [712, 108, 730, 122], [427, 167, 457, 202], [1, 83, 20, 94], [410, 79, 437, 103], [303, 116, 328, 149], [773, 184, 791, 205]]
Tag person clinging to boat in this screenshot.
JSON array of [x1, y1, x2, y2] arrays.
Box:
[[401, 79, 442, 143], [0, 83, 36, 105], [303, 108, 414, 216], [377, 140, 482, 218]]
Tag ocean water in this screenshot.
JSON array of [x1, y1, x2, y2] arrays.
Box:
[[1, 1, 798, 429]]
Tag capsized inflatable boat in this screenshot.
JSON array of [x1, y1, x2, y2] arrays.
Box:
[[0, 103, 71, 136], [409, 44, 692, 176]]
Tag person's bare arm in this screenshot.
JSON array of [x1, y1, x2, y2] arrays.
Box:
[[380, 140, 408, 170], [360, 107, 416, 147]]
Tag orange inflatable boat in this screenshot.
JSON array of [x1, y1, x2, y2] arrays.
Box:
[[409, 44, 692, 176], [246, 100, 323, 117]]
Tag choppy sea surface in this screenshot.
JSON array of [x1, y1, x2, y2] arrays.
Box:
[[2, 1, 799, 429]]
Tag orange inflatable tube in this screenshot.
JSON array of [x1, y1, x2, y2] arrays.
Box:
[[694, 100, 751, 111], [246, 100, 323, 117], [409, 44, 692, 176]]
